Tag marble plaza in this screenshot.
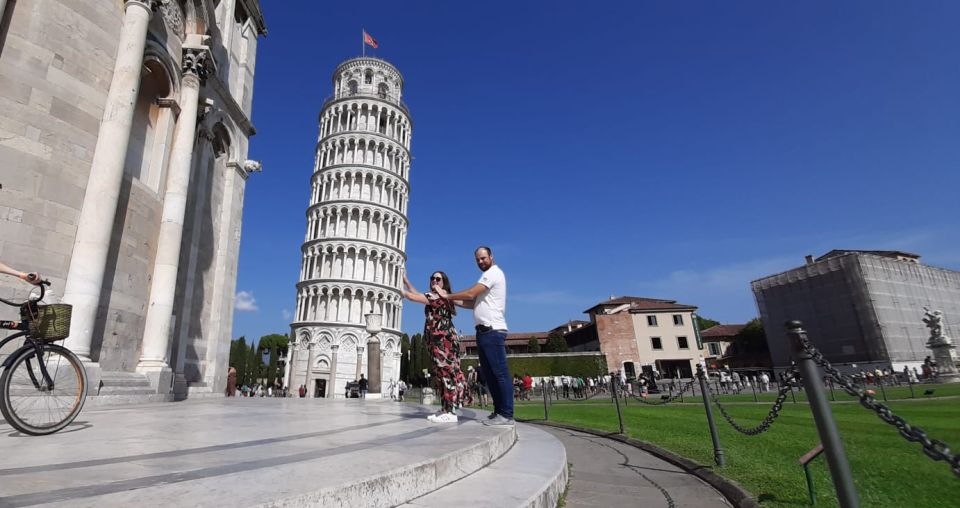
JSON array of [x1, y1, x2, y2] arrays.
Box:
[[0, 399, 566, 508]]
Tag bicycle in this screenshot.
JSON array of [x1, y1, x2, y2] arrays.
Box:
[[0, 280, 86, 435]]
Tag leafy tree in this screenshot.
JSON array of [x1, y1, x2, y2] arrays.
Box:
[[726, 318, 773, 367], [409, 333, 429, 386], [399, 333, 410, 381], [257, 333, 289, 387], [695, 315, 721, 332], [246, 342, 260, 386], [544, 332, 569, 353], [526, 337, 541, 354], [231, 337, 248, 387]]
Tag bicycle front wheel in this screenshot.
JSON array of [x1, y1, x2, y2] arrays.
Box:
[[0, 343, 87, 435]]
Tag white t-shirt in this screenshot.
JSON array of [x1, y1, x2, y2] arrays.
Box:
[[474, 264, 507, 330]]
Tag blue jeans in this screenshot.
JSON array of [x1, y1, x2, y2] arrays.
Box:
[[477, 329, 513, 419]]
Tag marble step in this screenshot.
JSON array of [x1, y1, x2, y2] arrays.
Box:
[[399, 423, 568, 508], [0, 400, 521, 508]]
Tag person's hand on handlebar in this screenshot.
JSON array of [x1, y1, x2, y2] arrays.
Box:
[[0, 261, 41, 285]]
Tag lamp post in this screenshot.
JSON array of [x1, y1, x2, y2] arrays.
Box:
[[365, 313, 383, 395]]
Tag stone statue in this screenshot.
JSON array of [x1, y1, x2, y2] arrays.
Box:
[[923, 307, 944, 341], [922, 307, 959, 382]]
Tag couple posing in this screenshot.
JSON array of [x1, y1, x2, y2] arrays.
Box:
[[401, 246, 514, 426]]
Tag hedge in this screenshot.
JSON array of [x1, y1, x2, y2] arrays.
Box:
[[461, 354, 607, 378]]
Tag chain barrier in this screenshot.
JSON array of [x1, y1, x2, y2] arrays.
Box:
[[630, 378, 699, 406], [709, 369, 797, 436], [797, 336, 960, 478]]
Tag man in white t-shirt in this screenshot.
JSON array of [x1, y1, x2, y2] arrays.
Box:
[[435, 246, 513, 426]]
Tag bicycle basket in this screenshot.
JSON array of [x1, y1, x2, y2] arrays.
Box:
[[25, 304, 73, 341]]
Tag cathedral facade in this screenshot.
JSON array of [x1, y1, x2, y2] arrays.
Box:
[[0, 1, 266, 400], [287, 57, 411, 398]]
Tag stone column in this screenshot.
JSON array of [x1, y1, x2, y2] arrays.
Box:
[[305, 343, 316, 397], [367, 339, 381, 393], [138, 46, 209, 390], [282, 345, 293, 390], [329, 344, 339, 398], [62, 0, 159, 363], [355, 345, 364, 382], [286, 343, 299, 390]]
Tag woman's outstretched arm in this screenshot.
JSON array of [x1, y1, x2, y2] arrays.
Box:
[[402, 272, 430, 304]]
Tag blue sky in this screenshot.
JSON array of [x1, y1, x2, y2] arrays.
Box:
[[232, 1, 960, 343]]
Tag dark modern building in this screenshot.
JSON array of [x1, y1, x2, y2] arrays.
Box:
[[752, 250, 960, 372]]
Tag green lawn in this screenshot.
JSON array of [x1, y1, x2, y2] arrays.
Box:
[[515, 395, 960, 507]]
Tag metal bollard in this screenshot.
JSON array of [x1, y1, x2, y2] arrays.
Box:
[[908, 377, 915, 398], [697, 364, 726, 467], [751, 379, 758, 402], [878, 380, 887, 402], [610, 379, 625, 434], [542, 382, 549, 421], [787, 321, 859, 508]]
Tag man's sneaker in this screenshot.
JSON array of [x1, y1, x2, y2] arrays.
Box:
[[432, 412, 458, 423], [482, 414, 515, 427], [426, 414, 439, 422], [487, 412, 497, 420]]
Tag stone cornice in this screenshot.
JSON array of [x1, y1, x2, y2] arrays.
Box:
[[301, 237, 407, 259], [291, 321, 403, 335], [238, 0, 268, 35], [317, 128, 410, 153], [313, 164, 409, 191], [320, 95, 413, 128], [332, 57, 404, 88], [316, 131, 411, 159], [307, 200, 408, 224], [296, 279, 403, 294]]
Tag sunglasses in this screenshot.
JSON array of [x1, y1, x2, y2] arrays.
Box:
[[431, 276, 443, 281]]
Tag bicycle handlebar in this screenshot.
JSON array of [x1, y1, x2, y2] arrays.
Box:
[[0, 279, 49, 307]]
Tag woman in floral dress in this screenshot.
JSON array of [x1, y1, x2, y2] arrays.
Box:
[[402, 271, 472, 423]]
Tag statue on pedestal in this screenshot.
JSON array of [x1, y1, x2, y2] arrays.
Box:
[[922, 307, 959, 383]]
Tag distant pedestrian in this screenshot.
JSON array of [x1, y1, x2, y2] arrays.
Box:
[[760, 372, 770, 392], [358, 374, 369, 398], [298, 384, 306, 398], [225, 366, 237, 397]]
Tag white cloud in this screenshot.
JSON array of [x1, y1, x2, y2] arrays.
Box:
[[235, 291, 259, 312], [281, 308, 292, 320]]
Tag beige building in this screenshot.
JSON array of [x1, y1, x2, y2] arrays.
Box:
[[699, 324, 743, 367], [567, 296, 703, 378], [0, 1, 266, 401]]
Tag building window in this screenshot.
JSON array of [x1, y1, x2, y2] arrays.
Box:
[[348, 80, 358, 95], [364, 69, 373, 84], [677, 336, 689, 349], [673, 314, 684, 326], [651, 337, 662, 350], [708, 342, 722, 356], [647, 315, 658, 326], [378, 83, 389, 99]]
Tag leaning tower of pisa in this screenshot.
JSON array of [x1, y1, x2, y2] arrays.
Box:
[[287, 57, 411, 398]]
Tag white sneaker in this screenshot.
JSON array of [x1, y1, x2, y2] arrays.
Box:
[[426, 414, 439, 422], [431, 412, 458, 423]]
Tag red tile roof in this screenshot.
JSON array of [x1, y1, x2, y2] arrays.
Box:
[[700, 324, 745, 340], [584, 296, 696, 314]]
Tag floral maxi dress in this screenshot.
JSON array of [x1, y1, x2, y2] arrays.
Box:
[[424, 296, 471, 412]]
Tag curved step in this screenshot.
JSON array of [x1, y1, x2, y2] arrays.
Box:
[[0, 399, 516, 508], [400, 423, 568, 508]]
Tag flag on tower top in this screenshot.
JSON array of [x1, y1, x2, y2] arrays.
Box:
[[363, 30, 379, 49]]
